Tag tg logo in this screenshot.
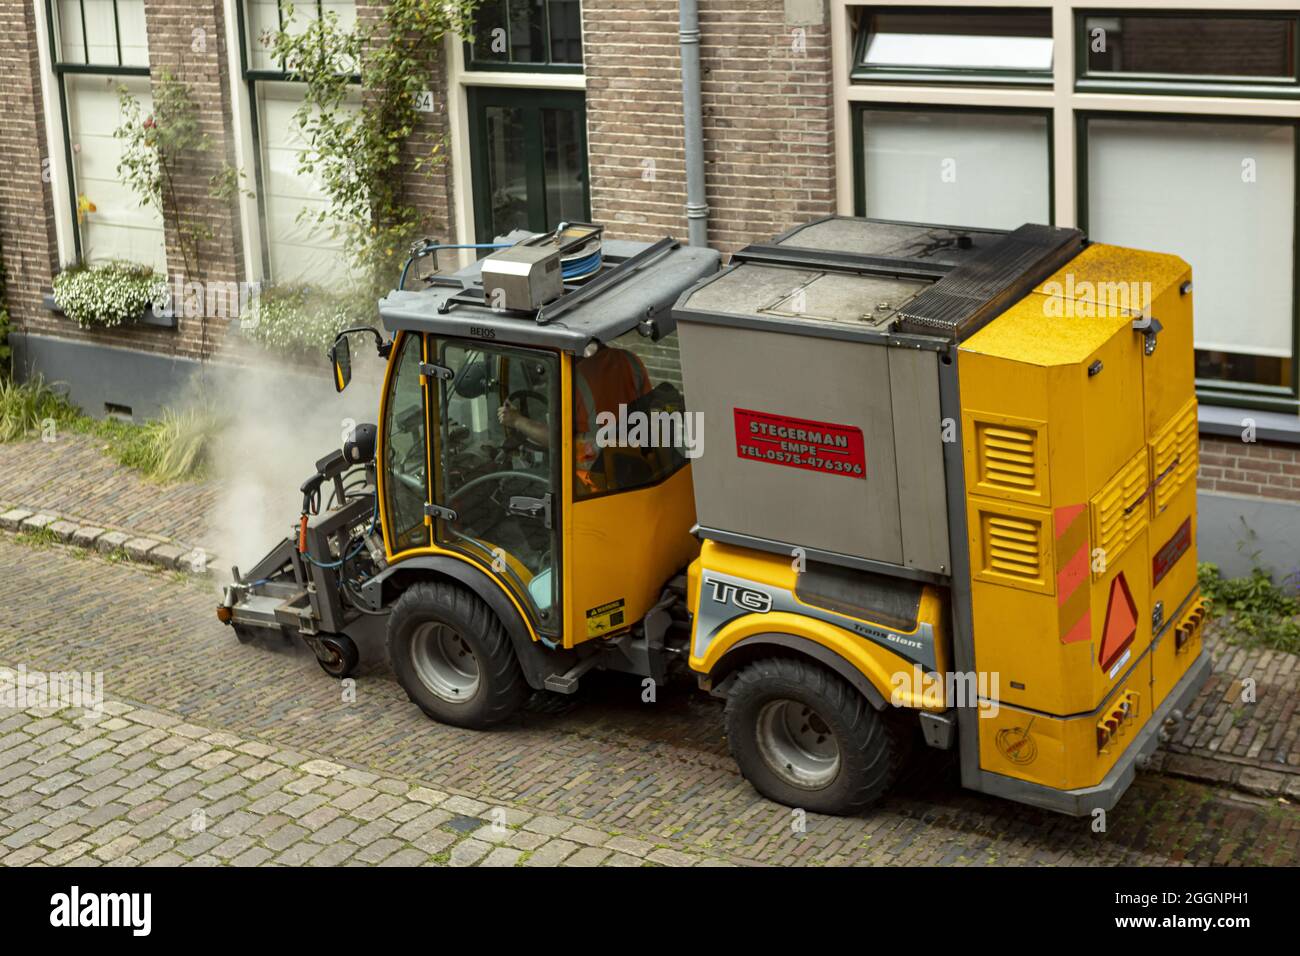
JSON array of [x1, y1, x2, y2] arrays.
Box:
[[705, 577, 772, 614]]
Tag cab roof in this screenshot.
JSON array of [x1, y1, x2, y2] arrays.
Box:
[[378, 234, 721, 354]]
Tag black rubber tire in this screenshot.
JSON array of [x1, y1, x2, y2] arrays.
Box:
[[723, 656, 910, 816], [387, 581, 528, 729], [317, 634, 359, 679]]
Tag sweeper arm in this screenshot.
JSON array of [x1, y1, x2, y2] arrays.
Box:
[[219, 427, 384, 679]]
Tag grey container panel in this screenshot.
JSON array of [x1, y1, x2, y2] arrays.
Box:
[[683, 261, 925, 330], [683, 262, 819, 316], [889, 348, 951, 573], [679, 322, 904, 566], [776, 217, 1007, 264]]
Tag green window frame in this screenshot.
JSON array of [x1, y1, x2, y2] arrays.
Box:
[[1075, 9, 1300, 100], [464, 0, 583, 74], [235, 0, 361, 281], [850, 6, 1054, 88], [45, 0, 153, 264], [1076, 111, 1300, 413], [467, 87, 590, 243]]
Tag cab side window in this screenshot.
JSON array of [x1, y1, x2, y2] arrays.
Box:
[[383, 333, 431, 552], [573, 329, 692, 499]]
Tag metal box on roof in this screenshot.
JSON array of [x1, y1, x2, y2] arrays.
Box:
[[672, 216, 1082, 580], [480, 244, 563, 311]]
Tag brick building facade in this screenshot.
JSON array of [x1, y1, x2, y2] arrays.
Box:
[[0, 0, 1298, 573]]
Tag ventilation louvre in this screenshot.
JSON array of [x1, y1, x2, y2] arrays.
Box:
[[967, 414, 1047, 504], [1091, 450, 1150, 574], [971, 502, 1051, 594], [1151, 399, 1199, 515]]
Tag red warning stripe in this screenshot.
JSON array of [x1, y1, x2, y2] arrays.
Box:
[[1054, 504, 1091, 645]]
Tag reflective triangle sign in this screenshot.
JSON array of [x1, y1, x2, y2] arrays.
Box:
[[1100, 572, 1138, 673]]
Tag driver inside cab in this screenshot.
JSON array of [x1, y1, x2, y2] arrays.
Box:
[[497, 345, 652, 496]]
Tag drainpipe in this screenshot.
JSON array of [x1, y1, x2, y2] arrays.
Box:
[[679, 0, 709, 247]]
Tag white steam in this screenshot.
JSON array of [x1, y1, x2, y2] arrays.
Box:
[[205, 348, 388, 579]]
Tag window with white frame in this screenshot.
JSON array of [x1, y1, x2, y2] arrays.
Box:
[[854, 106, 1051, 230], [48, 0, 165, 269], [852, 7, 1053, 85], [239, 0, 359, 286], [843, 3, 1300, 411]]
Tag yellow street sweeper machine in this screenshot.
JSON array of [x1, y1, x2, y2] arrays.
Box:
[[221, 217, 1209, 816]]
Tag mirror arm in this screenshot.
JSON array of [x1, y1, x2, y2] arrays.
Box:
[[334, 326, 391, 358]]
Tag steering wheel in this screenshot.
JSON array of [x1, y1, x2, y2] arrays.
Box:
[[502, 388, 549, 454]]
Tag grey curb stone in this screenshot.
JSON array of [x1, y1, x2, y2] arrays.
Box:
[[96, 531, 131, 555], [124, 538, 161, 562], [20, 513, 57, 532], [149, 544, 186, 570], [2, 506, 214, 574], [48, 520, 80, 542], [0, 509, 33, 531], [71, 526, 105, 548]]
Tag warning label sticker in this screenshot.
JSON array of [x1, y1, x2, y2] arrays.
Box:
[[585, 599, 626, 638], [733, 408, 866, 479]]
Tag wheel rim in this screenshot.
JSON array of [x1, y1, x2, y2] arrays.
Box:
[[410, 623, 480, 703], [755, 699, 841, 790]]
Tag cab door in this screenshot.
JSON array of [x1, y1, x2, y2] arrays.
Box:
[[430, 339, 563, 638], [380, 331, 433, 557]]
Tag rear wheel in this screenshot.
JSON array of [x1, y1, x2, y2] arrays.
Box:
[[724, 656, 909, 815], [388, 581, 528, 729]]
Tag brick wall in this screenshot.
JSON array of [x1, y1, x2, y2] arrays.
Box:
[[0, 0, 59, 355], [1199, 437, 1300, 504], [356, 2, 457, 274], [139, 0, 245, 360], [3, 0, 242, 363], [584, 0, 835, 252]]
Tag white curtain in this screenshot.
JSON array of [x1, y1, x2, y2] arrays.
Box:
[[1086, 117, 1295, 358], [860, 109, 1051, 231], [256, 80, 358, 287], [67, 73, 167, 270]]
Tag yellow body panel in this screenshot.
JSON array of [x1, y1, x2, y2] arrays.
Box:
[[959, 242, 1200, 788], [565, 465, 699, 647], [686, 541, 951, 710], [977, 649, 1150, 790]]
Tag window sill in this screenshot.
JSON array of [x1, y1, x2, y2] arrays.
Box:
[[1199, 403, 1300, 446], [42, 292, 177, 330]]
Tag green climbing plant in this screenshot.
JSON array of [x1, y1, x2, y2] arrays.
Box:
[[115, 69, 245, 284], [267, 0, 479, 296]]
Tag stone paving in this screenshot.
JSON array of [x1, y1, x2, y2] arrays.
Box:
[[3, 431, 1298, 798], [0, 700, 724, 868], [0, 433, 216, 551], [1, 533, 1298, 866]]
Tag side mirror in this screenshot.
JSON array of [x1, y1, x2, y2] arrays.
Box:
[[329, 335, 352, 393]]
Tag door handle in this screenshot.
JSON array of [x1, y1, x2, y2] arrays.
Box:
[[1132, 316, 1163, 355]]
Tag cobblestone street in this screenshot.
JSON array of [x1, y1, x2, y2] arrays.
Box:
[[2, 532, 1298, 867]]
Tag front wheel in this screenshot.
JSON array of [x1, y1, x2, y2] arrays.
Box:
[[388, 581, 528, 729], [724, 656, 909, 815]]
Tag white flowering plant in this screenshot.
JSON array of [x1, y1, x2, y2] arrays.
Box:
[[241, 283, 374, 360], [52, 262, 166, 328]]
